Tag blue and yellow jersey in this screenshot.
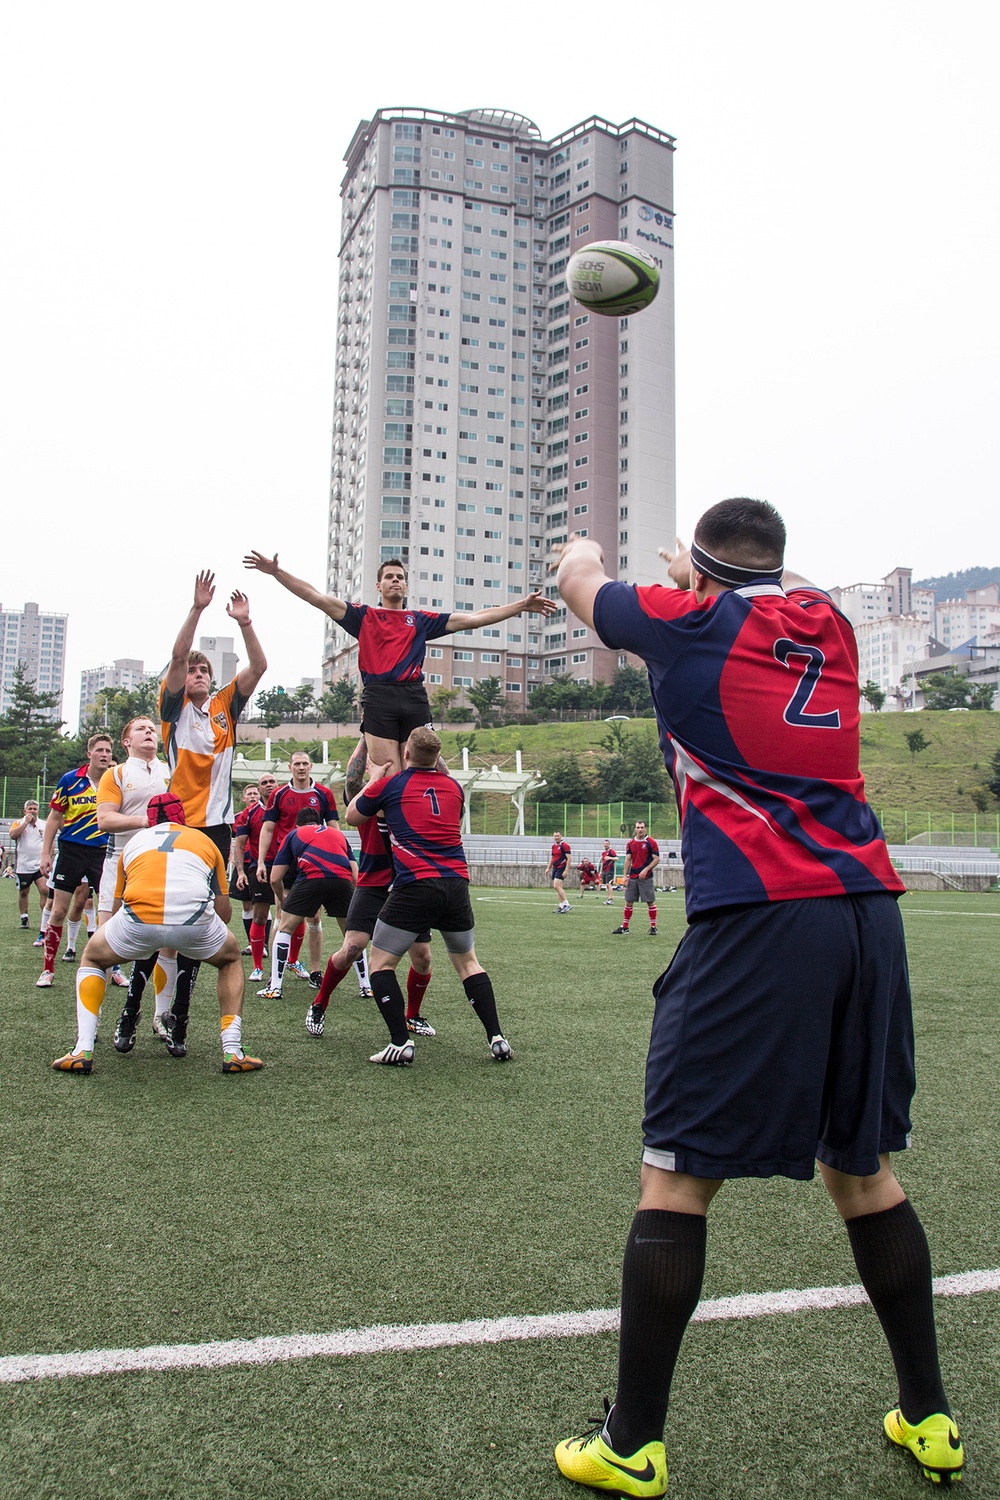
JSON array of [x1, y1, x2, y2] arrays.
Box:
[[49, 766, 108, 848]]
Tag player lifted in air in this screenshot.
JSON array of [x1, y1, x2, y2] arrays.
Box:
[[52, 793, 262, 1074], [243, 551, 555, 774], [346, 727, 511, 1067], [552, 501, 962, 1494], [611, 821, 660, 935]]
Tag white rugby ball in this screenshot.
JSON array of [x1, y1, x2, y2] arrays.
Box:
[[566, 241, 660, 316]]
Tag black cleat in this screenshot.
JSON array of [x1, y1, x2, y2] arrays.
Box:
[[164, 1011, 188, 1058], [113, 1009, 139, 1053]]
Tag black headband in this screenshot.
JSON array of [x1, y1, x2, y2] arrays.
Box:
[[689, 539, 784, 588]]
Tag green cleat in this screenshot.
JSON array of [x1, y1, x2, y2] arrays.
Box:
[[555, 1405, 667, 1497], [884, 1409, 963, 1486]]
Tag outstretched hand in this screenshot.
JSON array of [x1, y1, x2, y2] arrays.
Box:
[[521, 590, 558, 616], [243, 551, 280, 577], [193, 570, 216, 610], [658, 538, 692, 590], [226, 591, 252, 626]]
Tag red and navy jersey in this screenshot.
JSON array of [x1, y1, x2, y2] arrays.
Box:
[[339, 603, 451, 685], [601, 848, 618, 876], [263, 781, 339, 851], [549, 839, 570, 871], [356, 768, 468, 885], [233, 802, 267, 864], [626, 837, 659, 874], [275, 825, 355, 883], [356, 814, 394, 889], [593, 580, 904, 916]]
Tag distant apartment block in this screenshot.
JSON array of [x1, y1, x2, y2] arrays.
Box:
[[934, 583, 1000, 651], [79, 658, 148, 725], [0, 601, 67, 719], [325, 105, 676, 702]]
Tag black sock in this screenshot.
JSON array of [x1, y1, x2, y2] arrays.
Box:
[[846, 1198, 949, 1424], [370, 971, 409, 1045], [607, 1209, 707, 1456], [172, 955, 201, 1025], [123, 951, 159, 1018], [462, 971, 501, 1038], [242, 916, 253, 942], [264, 917, 272, 949]]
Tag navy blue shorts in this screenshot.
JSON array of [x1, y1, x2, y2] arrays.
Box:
[[642, 893, 915, 1182]]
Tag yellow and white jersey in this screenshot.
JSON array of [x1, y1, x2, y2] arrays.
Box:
[[159, 678, 249, 828], [115, 822, 229, 926], [97, 757, 171, 851]]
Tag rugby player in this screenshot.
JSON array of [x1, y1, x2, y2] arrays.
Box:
[[52, 792, 262, 1074], [35, 733, 114, 986], [346, 727, 511, 1067], [599, 838, 619, 903], [10, 800, 46, 930], [232, 770, 278, 981], [552, 502, 962, 1493], [255, 752, 338, 981], [611, 821, 660, 936], [243, 550, 555, 775], [256, 809, 357, 998], [544, 832, 572, 913]]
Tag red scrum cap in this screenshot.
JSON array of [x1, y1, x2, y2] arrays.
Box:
[[147, 792, 187, 827]]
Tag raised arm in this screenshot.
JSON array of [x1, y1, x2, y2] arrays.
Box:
[[555, 537, 614, 631], [225, 591, 267, 698], [445, 590, 556, 634], [164, 571, 216, 696], [243, 552, 349, 623]]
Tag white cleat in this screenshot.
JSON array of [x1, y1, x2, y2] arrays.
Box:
[[369, 1041, 414, 1066], [490, 1035, 513, 1062]]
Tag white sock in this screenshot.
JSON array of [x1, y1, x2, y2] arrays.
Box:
[[85, 911, 96, 935], [154, 955, 178, 1014], [354, 950, 370, 991], [67, 920, 81, 948], [271, 932, 290, 988], [40, 907, 51, 935], [221, 1013, 243, 1055], [75, 967, 106, 1053]]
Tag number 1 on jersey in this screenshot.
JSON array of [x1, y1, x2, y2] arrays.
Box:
[[423, 787, 441, 816]]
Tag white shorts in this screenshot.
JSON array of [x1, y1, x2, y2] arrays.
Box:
[[101, 907, 231, 963], [98, 849, 121, 914]]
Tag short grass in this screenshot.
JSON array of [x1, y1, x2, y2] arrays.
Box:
[[1, 880, 998, 1498]]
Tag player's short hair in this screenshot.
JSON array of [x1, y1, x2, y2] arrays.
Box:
[[24, 799, 38, 810], [87, 731, 113, 753], [187, 651, 212, 673], [289, 751, 312, 767], [694, 497, 786, 574], [295, 807, 321, 826], [377, 558, 407, 581], [406, 726, 441, 767], [121, 716, 156, 747]]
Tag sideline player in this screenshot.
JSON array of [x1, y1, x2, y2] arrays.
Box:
[[35, 733, 114, 986], [10, 800, 47, 929], [255, 752, 339, 980], [232, 770, 278, 981], [243, 551, 555, 775], [256, 808, 357, 998], [544, 832, 572, 914], [599, 838, 619, 903], [52, 792, 262, 1074], [346, 727, 511, 1066], [552, 503, 962, 1493], [612, 821, 660, 936], [307, 760, 433, 1039]]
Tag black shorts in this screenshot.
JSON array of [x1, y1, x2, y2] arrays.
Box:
[[53, 843, 105, 894], [16, 870, 43, 892], [200, 824, 232, 862], [239, 862, 273, 905], [360, 680, 434, 743], [345, 883, 431, 942], [642, 893, 915, 1183], [282, 876, 354, 920], [373, 878, 474, 956]]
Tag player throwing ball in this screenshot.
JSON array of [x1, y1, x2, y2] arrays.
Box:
[[345, 727, 511, 1066]]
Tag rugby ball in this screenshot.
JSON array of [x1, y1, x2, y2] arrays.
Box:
[[566, 241, 660, 316]]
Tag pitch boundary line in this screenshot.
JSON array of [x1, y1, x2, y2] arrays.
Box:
[[2, 1269, 997, 1387]]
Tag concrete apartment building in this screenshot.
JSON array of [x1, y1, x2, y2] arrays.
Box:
[[79, 658, 147, 726], [0, 601, 67, 719], [324, 106, 676, 704], [934, 584, 1000, 651]]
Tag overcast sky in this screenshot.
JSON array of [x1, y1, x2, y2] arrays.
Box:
[[3, 1, 997, 729]]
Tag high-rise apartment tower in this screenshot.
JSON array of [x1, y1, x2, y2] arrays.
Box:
[[325, 107, 675, 705]]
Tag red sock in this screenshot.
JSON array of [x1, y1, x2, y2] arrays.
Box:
[[406, 965, 432, 1020], [43, 923, 63, 972], [249, 921, 266, 969], [288, 922, 306, 965], [622, 904, 633, 929], [317, 957, 351, 1010], [648, 905, 657, 926]]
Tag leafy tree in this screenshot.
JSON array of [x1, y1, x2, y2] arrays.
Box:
[[920, 671, 972, 710], [0, 664, 65, 776], [431, 687, 460, 720], [904, 727, 930, 759], [254, 686, 288, 729], [539, 752, 594, 804], [608, 664, 652, 714], [318, 678, 357, 733], [861, 679, 886, 712], [986, 748, 1000, 802], [454, 731, 478, 755], [468, 675, 504, 727], [81, 674, 161, 745], [970, 787, 991, 813], [291, 684, 317, 723], [969, 683, 996, 710], [597, 724, 669, 801]]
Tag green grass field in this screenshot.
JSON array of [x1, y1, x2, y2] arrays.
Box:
[[2, 879, 998, 1498]]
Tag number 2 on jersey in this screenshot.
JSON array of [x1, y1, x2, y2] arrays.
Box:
[[773, 638, 841, 729]]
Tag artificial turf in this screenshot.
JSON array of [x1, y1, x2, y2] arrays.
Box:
[[1, 881, 997, 1498]]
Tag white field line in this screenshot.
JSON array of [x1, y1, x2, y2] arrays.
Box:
[[2, 1269, 997, 1387], [902, 909, 1000, 918]]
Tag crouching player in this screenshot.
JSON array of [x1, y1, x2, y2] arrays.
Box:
[[346, 727, 511, 1067], [256, 808, 357, 998], [51, 793, 262, 1075]]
